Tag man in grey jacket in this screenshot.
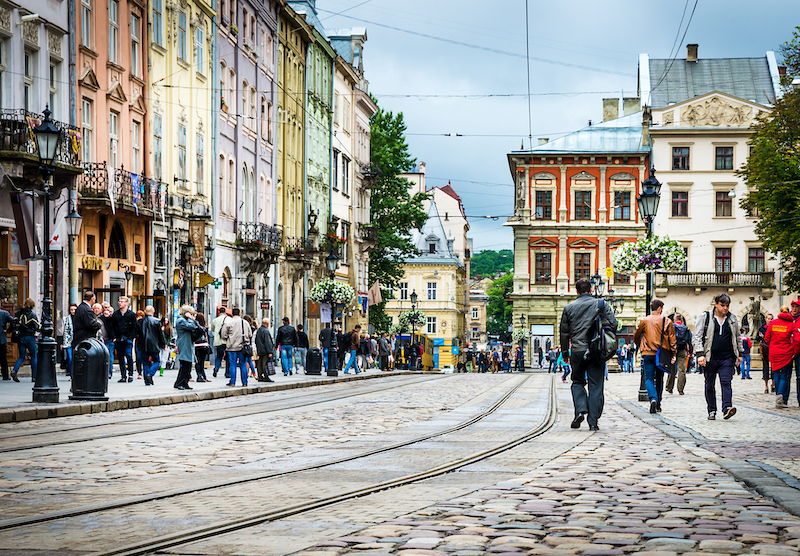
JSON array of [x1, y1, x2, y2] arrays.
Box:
[[377, 331, 391, 371], [692, 293, 743, 420], [255, 318, 274, 383], [559, 278, 617, 431]]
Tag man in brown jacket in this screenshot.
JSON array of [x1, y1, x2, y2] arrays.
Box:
[[343, 324, 361, 374], [633, 299, 677, 414]]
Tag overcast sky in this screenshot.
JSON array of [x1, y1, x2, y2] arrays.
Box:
[[316, 0, 800, 253]]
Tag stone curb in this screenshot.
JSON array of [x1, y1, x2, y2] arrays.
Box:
[[0, 371, 432, 424]]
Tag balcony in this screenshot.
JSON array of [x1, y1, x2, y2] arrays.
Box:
[[655, 271, 775, 288], [359, 163, 382, 189], [284, 236, 317, 257], [236, 222, 282, 252], [357, 224, 377, 243], [79, 162, 156, 215]]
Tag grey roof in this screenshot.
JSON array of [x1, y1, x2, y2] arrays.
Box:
[[512, 112, 648, 155], [648, 57, 776, 109], [407, 200, 463, 268], [287, 1, 328, 40]]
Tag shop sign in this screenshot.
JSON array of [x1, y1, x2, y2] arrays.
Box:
[[82, 255, 104, 270]]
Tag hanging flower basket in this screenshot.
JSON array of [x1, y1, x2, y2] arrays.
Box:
[[309, 278, 355, 304], [389, 323, 407, 335], [398, 309, 426, 329], [320, 233, 347, 252], [612, 235, 686, 274], [511, 329, 530, 342]]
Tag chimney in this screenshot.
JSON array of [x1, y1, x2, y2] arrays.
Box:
[[538, 138, 549, 145], [687, 44, 698, 62], [623, 97, 640, 116], [602, 98, 619, 122], [779, 66, 787, 76]]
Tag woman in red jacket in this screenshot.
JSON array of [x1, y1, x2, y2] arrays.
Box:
[[764, 309, 800, 409]]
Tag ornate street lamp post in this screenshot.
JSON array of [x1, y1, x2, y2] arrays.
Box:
[[325, 249, 340, 375], [519, 314, 526, 372], [32, 107, 61, 403], [409, 290, 418, 370], [65, 209, 82, 305]]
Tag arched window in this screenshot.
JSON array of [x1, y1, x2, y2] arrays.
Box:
[[249, 169, 256, 222], [229, 69, 236, 114], [227, 157, 235, 216], [242, 164, 248, 220], [218, 152, 225, 214], [108, 221, 128, 259]]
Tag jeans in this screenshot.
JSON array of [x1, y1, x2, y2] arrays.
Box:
[[64, 347, 73, 376], [740, 353, 751, 378], [246, 357, 255, 376], [344, 349, 359, 373], [322, 347, 329, 370], [704, 357, 735, 413], [104, 339, 115, 378], [135, 348, 143, 376], [227, 350, 248, 386], [280, 345, 294, 375], [116, 340, 134, 379], [143, 352, 160, 378], [294, 347, 308, 370], [775, 362, 792, 404], [13, 335, 37, 378], [214, 345, 226, 371], [641, 354, 664, 404]]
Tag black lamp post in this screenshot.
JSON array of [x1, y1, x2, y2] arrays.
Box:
[[65, 209, 82, 305], [409, 290, 418, 370], [324, 248, 340, 376], [590, 271, 606, 298], [636, 167, 662, 400], [32, 107, 61, 403], [325, 248, 339, 279]]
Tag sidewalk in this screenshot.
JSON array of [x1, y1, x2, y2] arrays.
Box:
[[0, 362, 416, 423]]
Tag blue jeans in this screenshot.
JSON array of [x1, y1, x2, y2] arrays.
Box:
[[214, 345, 226, 371], [294, 347, 307, 370], [775, 362, 792, 404], [344, 349, 359, 373], [64, 347, 73, 376], [116, 340, 134, 379], [227, 350, 248, 386], [642, 354, 664, 404], [740, 353, 751, 378], [104, 339, 115, 377], [323, 347, 329, 370], [143, 352, 160, 378], [280, 345, 294, 375], [13, 335, 37, 378]]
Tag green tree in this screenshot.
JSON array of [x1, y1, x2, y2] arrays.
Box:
[[486, 274, 513, 340], [367, 100, 429, 330], [738, 29, 800, 292], [469, 249, 514, 278]]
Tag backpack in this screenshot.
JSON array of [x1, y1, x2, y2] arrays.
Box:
[[10, 316, 20, 343], [585, 299, 617, 364], [674, 323, 690, 349]]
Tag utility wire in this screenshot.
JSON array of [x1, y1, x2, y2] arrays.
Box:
[[524, 0, 533, 151]]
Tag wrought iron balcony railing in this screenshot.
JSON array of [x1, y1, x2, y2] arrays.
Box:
[[284, 236, 316, 256], [236, 222, 282, 251], [79, 162, 157, 214], [0, 109, 81, 167], [655, 271, 775, 288]]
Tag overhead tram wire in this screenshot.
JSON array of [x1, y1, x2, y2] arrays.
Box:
[[649, 0, 700, 99]]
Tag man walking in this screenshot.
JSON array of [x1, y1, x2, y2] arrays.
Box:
[[72, 291, 100, 348], [666, 314, 692, 395], [275, 317, 297, 376], [693, 293, 743, 420], [633, 299, 677, 413], [547, 346, 557, 373], [343, 324, 361, 374], [220, 307, 252, 387], [209, 306, 229, 378], [319, 323, 337, 372], [112, 296, 137, 383], [295, 324, 309, 373], [138, 306, 165, 385], [255, 318, 274, 382], [174, 305, 198, 390], [377, 331, 391, 371], [559, 278, 617, 431]]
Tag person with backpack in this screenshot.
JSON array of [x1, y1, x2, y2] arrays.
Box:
[[692, 293, 744, 421], [666, 314, 692, 395], [739, 328, 753, 380], [634, 299, 677, 414], [343, 324, 361, 374], [12, 298, 40, 382], [559, 278, 617, 431]]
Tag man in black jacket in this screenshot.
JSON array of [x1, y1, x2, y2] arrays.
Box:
[[138, 306, 165, 385], [112, 296, 137, 382], [275, 317, 297, 376], [319, 324, 337, 372], [255, 318, 274, 382], [72, 291, 101, 347]]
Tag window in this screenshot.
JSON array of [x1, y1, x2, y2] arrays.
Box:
[[715, 248, 731, 273], [427, 282, 437, 300], [535, 191, 552, 219], [342, 155, 350, 195], [81, 98, 93, 163], [228, 69, 236, 114], [87, 234, 96, 255], [672, 147, 690, 170], [229, 0, 235, 27], [332, 150, 339, 190], [672, 191, 688, 217], [81, 0, 92, 47], [260, 97, 267, 139], [153, 113, 162, 180], [109, 111, 119, 168], [218, 154, 225, 214], [131, 15, 140, 77], [333, 92, 339, 125], [153, 0, 163, 47], [221, 0, 228, 25], [343, 98, 351, 133], [194, 26, 204, 74], [428, 242, 436, 254], [427, 317, 437, 335], [131, 120, 140, 173], [24, 51, 34, 112], [178, 12, 187, 61], [399, 282, 408, 301], [227, 159, 234, 215], [715, 191, 732, 217], [715, 147, 733, 170], [196, 133, 204, 194], [748, 248, 765, 273], [614, 272, 630, 284], [49, 62, 60, 118], [109, 0, 119, 63], [535, 253, 551, 284], [242, 8, 248, 44], [472, 307, 479, 319], [0, 40, 6, 108], [574, 253, 591, 282], [614, 191, 631, 220], [341, 222, 350, 263], [681, 247, 688, 272], [250, 88, 256, 125], [574, 191, 592, 220], [177, 122, 186, 182]]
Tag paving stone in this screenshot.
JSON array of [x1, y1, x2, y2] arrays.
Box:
[[698, 540, 747, 552]]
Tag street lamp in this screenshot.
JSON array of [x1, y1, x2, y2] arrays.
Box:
[[185, 241, 195, 260], [519, 314, 526, 372], [590, 271, 606, 298], [32, 106, 61, 403], [325, 248, 339, 279], [409, 290, 418, 370], [65, 209, 82, 304]]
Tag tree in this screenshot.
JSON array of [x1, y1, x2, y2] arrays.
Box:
[[486, 274, 513, 341], [738, 28, 800, 292], [367, 100, 429, 330], [469, 249, 514, 278]]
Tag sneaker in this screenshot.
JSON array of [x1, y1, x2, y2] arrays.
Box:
[[11, 372, 19, 382], [649, 401, 658, 414], [678, 391, 684, 395], [723, 407, 736, 419], [746, 377, 752, 380], [118, 378, 127, 383], [128, 377, 133, 382], [570, 414, 585, 429], [776, 396, 786, 409], [708, 411, 716, 420]]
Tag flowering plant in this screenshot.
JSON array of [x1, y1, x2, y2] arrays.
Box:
[[511, 329, 530, 341], [389, 323, 407, 335], [398, 309, 426, 329], [309, 278, 355, 304], [612, 235, 686, 274], [320, 233, 347, 252]]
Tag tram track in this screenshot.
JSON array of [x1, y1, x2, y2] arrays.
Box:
[[0, 374, 447, 453], [83, 374, 557, 556]]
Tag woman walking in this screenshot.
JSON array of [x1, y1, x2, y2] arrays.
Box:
[[60, 303, 77, 378], [12, 298, 40, 382], [193, 313, 211, 382], [757, 314, 774, 394], [765, 307, 800, 408], [174, 305, 198, 390]]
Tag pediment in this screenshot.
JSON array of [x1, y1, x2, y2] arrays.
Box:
[[657, 91, 768, 128], [130, 93, 147, 115], [533, 172, 557, 180], [571, 171, 595, 181], [107, 81, 127, 103], [79, 67, 99, 91], [568, 238, 598, 248], [529, 238, 558, 248], [607, 238, 631, 248], [609, 172, 636, 182]]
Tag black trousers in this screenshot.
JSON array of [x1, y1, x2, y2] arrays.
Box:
[[570, 350, 605, 427], [0, 344, 7, 379], [175, 360, 193, 388]]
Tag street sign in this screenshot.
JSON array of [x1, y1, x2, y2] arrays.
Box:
[[605, 267, 613, 279], [307, 300, 320, 318], [194, 271, 216, 289]]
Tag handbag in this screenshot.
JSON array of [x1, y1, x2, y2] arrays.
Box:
[[655, 317, 674, 375], [240, 321, 253, 358], [266, 357, 275, 376]]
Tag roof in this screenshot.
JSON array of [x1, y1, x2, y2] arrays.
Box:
[[645, 56, 777, 109], [287, 1, 328, 40], [407, 200, 464, 268], [432, 184, 466, 218], [510, 112, 648, 155]]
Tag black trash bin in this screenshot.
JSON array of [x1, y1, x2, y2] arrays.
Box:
[[306, 347, 323, 375], [69, 338, 110, 401]]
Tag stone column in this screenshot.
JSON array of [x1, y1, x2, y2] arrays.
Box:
[[559, 166, 568, 223]]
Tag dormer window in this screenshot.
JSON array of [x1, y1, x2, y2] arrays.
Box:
[[429, 243, 436, 254]]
